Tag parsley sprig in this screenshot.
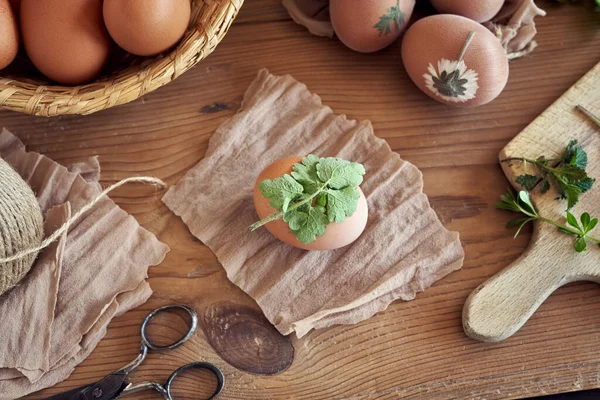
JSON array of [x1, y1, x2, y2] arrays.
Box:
[[373, 0, 405, 37], [496, 190, 600, 252], [249, 155, 366, 244], [501, 140, 595, 209]]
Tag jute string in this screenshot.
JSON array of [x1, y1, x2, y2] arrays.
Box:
[[0, 158, 44, 295], [0, 158, 165, 294]]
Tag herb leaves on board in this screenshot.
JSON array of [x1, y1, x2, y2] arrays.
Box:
[[495, 189, 600, 253], [501, 140, 595, 209], [249, 155, 365, 244], [373, 0, 405, 37]]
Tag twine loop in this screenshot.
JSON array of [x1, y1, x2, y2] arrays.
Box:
[[0, 158, 165, 295]]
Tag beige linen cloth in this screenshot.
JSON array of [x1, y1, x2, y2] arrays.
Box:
[[0, 129, 168, 400], [282, 0, 545, 59], [163, 69, 464, 338]]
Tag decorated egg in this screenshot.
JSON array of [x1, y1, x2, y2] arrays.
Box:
[[330, 0, 415, 53], [253, 156, 369, 251], [429, 0, 504, 23], [401, 14, 509, 107]]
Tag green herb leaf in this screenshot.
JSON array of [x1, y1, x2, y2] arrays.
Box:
[[562, 140, 588, 169], [325, 186, 360, 223], [291, 154, 321, 193], [575, 237, 587, 252], [575, 177, 595, 193], [251, 155, 366, 244], [373, 0, 405, 37], [553, 164, 587, 182], [518, 191, 537, 215], [540, 178, 551, 194], [558, 227, 575, 235], [506, 217, 532, 228], [283, 210, 308, 231], [514, 219, 533, 238], [516, 174, 539, 191], [496, 189, 600, 253], [501, 140, 594, 210], [259, 174, 304, 212], [290, 205, 329, 244], [316, 158, 365, 189], [566, 211, 580, 230], [580, 212, 591, 229]]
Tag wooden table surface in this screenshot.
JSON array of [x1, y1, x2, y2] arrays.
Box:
[[4, 1, 600, 399]]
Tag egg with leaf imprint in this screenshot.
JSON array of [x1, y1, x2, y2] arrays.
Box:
[[252, 156, 369, 251], [429, 0, 504, 23], [330, 0, 415, 53], [401, 14, 509, 107]]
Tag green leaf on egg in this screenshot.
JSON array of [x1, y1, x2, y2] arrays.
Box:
[[373, 0, 405, 37], [249, 155, 366, 244]]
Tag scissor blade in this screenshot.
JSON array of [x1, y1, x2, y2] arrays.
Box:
[[43, 372, 127, 400]]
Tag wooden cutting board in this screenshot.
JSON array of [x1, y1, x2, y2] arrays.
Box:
[[463, 61, 600, 342]]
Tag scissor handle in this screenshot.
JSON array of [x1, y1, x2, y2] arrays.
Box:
[[141, 304, 198, 351], [166, 362, 225, 400]]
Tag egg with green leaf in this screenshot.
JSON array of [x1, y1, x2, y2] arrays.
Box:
[[251, 156, 369, 251], [330, 0, 415, 53]]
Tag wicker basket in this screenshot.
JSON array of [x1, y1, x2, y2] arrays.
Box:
[[0, 0, 243, 117]]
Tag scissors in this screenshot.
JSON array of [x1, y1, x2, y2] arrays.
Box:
[[46, 305, 224, 400]]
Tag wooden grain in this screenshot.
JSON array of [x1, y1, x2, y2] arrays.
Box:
[[463, 62, 600, 343], [0, 0, 598, 398]]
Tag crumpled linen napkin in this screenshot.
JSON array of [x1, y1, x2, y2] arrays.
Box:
[[282, 0, 545, 59], [0, 129, 168, 400], [163, 69, 464, 338], [484, 0, 547, 59]]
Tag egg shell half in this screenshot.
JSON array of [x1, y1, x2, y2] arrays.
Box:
[[253, 156, 369, 251], [20, 0, 111, 85], [429, 0, 504, 23], [401, 14, 509, 107], [330, 0, 415, 53], [0, 0, 19, 70], [103, 0, 191, 56]]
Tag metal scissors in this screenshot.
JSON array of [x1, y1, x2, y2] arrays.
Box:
[[46, 305, 224, 400]]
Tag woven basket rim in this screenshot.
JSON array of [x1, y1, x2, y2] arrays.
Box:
[[0, 0, 243, 117]]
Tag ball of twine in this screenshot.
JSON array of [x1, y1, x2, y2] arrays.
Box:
[[0, 158, 44, 296]]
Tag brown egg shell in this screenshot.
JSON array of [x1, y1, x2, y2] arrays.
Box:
[[429, 0, 504, 23], [330, 0, 415, 53], [20, 0, 111, 85], [253, 156, 369, 251], [401, 14, 509, 107], [103, 0, 191, 57], [0, 0, 19, 70]]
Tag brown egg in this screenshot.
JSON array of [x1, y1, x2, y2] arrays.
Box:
[[430, 0, 504, 23], [253, 156, 369, 251], [0, 0, 18, 70], [330, 0, 415, 53], [20, 0, 111, 85], [8, 0, 19, 13], [103, 0, 191, 57], [401, 14, 509, 107]]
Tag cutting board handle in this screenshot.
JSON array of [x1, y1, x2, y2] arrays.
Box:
[[463, 231, 574, 342]]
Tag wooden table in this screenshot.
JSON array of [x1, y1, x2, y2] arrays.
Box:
[[4, 1, 600, 399]]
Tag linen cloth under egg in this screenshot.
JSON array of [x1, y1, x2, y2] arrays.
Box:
[[0, 129, 168, 400], [162, 69, 464, 338]]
